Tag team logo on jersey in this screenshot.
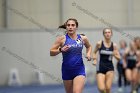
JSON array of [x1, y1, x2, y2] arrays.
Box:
[[68, 39, 83, 48], [106, 48, 109, 50], [100, 50, 113, 55], [76, 39, 82, 44]]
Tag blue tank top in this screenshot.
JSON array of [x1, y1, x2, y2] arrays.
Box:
[[62, 34, 84, 68]]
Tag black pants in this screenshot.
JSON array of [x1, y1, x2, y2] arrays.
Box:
[[117, 63, 127, 87]]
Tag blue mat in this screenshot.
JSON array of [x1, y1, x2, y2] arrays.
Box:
[[0, 84, 138, 93]]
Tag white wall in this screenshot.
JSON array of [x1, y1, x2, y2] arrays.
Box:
[[1, 0, 139, 29], [64, 0, 140, 27], [133, 0, 140, 26], [0, 0, 5, 27], [0, 28, 140, 86], [6, 0, 60, 29], [64, 0, 128, 28]]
